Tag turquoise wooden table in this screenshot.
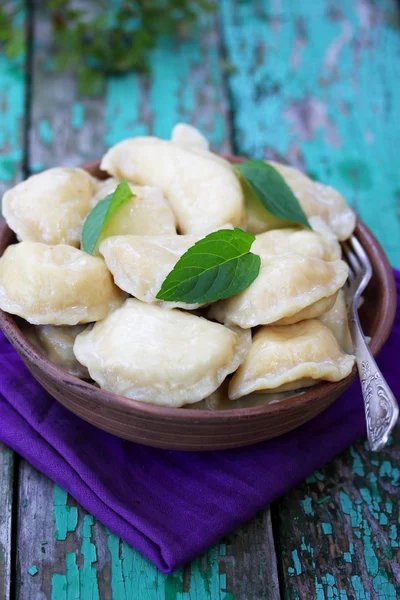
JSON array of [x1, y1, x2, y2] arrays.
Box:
[[1, 1, 400, 598]]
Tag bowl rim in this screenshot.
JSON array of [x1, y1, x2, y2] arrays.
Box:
[[0, 155, 396, 423]]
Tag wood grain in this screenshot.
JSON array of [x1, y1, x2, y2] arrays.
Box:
[[0, 2, 26, 598], [0, 445, 14, 600], [220, 0, 400, 268], [14, 1, 280, 598], [220, 0, 400, 597], [273, 428, 400, 599]]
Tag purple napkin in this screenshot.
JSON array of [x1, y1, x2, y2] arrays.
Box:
[[0, 272, 399, 573]]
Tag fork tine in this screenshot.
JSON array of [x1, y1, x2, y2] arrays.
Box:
[[350, 236, 373, 278], [342, 241, 361, 274]]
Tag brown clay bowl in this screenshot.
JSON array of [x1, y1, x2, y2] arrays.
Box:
[[0, 156, 396, 450]]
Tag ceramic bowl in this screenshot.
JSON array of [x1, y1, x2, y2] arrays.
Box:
[[0, 157, 396, 450]]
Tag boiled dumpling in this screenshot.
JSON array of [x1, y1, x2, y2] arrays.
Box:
[[100, 233, 202, 308], [208, 254, 348, 328], [244, 161, 356, 241], [73, 299, 251, 407], [100, 137, 244, 234], [0, 242, 125, 325], [229, 320, 355, 399], [253, 228, 341, 262], [319, 290, 353, 354], [171, 123, 209, 151], [89, 178, 176, 237], [25, 324, 90, 378], [2, 168, 96, 246], [273, 294, 338, 326]]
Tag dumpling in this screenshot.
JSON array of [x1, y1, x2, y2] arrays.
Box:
[[100, 233, 201, 307], [244, 161, 356, 241], [0, 242, 125, 325], [2, 168, 96, 247], [253, 228, 341, 262], [99, 226, 233, 308], [100, 137, 244, 234], [229, 320, 355, 399], [273, 294, 338, 326], [319, 290, 353, 354], [171, 123, 209, 151], [24, 324, 90, 378], [89, 178, 176, 237], [208, 254, 348, 328], [73, 299, 251, 407]]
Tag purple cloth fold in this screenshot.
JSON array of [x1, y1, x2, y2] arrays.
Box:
[[0, 271, 399, 573]]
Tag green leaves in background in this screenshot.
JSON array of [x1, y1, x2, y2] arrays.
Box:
[[82, 180, 133, 255], [156, 228, 261, 304], [0, 1, 215, 95], [234, 160, 311, 229]]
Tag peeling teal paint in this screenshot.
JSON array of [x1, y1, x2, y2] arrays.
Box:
[[351, 575, 371, 600], [72, 103, 85, 130], [291, 549, 302, 575], [66, 552, 80, 600], [321, 523, 332, 535], [51, 573, 67, 600], [301, 495, 314, 516], [379, 461, 400, 486], [28, 565, 38, 576], [53, 485, 79, 541], [350, 447, 365, 477], [38, 119, 53, 146], [80, 515, 100, 599]]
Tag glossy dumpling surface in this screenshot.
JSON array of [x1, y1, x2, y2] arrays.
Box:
[[99, 233, 202, 307], [244, 162, 356, 240], [0, 242, 125, 325], [319, 290, 353, 354], [73, 299, 251, 407], [100, 137, 244, 234], [2, 168, 96, 246], [229, 320, 355, 399], [253, 228, 341, 262], [25, 324, 90, 378], [209, 254, 348, 328], [90, 178, 176, 236]]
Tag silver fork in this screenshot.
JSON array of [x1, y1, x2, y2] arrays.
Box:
[[342, 236, 399, 451]]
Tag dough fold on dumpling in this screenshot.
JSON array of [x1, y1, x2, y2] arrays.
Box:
[[253, 228, 341, 262], [73, 299, 251, 407], [244, 161, 356, 241], [2, 167, 96, 247], [0, 242, 125, 325], [171, 123, 209, 151], [24, 324, 90, 378], [319, 290, 353, 354], [100, 233, 200, 307], [229, 320, 355, 399], [208, 254, 348, 328], [100, 137, 244, 234], [89, 178, 176, 237]]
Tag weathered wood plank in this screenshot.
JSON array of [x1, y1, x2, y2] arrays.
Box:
[[0, 3, 27, 599], [273, 429, 400, 599], [0, 445, 14, 600], [220, 0, 400, 267], [220, 0, 400, 596], [17, 2, 280, 599]]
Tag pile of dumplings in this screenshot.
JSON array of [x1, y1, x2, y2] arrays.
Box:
[[0, 123, 357, 409]]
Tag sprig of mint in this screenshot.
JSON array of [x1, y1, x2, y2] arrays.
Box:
[[82, 180, 133, 255], [234, 160, 311, 229], [156, 228, 261, 304]]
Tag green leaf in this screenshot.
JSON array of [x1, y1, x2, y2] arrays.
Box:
[[82, 179, 133, 255], [234, 160, 311, 229], [156, 228, 261, 304]]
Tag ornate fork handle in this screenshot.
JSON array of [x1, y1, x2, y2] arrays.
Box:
[[348, 304, 399, 451]]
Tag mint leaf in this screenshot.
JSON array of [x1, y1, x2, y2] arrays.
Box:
[[234, 160, 311, 229], [156, 228, 261, 304], [82, 180, 134, 255]]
